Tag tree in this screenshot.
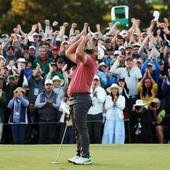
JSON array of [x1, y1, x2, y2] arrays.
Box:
[[0, 0, 169, 34]]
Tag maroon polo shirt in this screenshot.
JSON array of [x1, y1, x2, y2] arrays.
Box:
[[67, 55, 97, 96]]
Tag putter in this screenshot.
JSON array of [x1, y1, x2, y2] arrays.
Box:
[[51, 124, 68, 164]]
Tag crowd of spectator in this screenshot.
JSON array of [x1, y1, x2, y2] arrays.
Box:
[[0, 16, 170, 144]]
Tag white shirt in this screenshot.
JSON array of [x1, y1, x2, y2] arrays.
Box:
[[110, 60, 142, 96], [88, 86, 106, 115]]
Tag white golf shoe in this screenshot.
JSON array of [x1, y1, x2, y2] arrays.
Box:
[[73, 157, 92, 165], [68, 155, 80, 163]]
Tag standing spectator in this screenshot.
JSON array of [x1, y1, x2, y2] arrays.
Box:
[[34, 79, 60, 144], [130, 99, 152, 143], [26, 102, 39, 144], [132, 43, 141, 59], [102, 46, 114, 67], [3, 45, 17, 65], [97, 62, 108, 89], [27, 66, 44, 103], [51, 45, 61, 62], [102, 83, 125, 144], [0, 76, 6, 143], [28, 45, 36, 64], [32, 45, 52, 75], [141, 57, 160, 83], [0, 55, 6, 69], [87, 75, 106, 143], [52, 75, 68, 143], [147, 98, 165, 143], [110, 56, 142, 112], [161, 66, 170, 141], [52, 75, 68, 105], [8, 87, 29, 144], [137, 69, 158, 105]]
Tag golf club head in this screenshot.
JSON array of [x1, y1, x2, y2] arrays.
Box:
[[51, 160, 59, 164]]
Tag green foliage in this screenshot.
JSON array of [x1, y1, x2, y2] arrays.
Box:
[[64, 0, 108, 31], [0, 0, 169, 34]]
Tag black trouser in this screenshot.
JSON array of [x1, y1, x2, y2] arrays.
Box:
[[70, 93, 92, 158], [87, 113, 103, 144]]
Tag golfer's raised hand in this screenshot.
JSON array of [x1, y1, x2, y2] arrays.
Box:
[[80, 35, 89, 43]]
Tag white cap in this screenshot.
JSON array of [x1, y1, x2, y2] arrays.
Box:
[[44, 79, 53, 85], [132, 43, 141, 47], [29, 45, 36, 50], [0, 55, 6, 64], [46, 36, 52, 41], [28, 36, 34, 42], [93, 75, 100, 80], [118, 46, 125, 50], [56, 37, 61, 42], [99, 62, 107, 67], [17, 58, 26, 63], [114, 50, 122, 56], [32, 32, 39, 37]]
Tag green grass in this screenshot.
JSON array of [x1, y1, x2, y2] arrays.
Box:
[[0, 144, 170, 170]]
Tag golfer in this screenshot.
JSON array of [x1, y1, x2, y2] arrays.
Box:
[[66, 32, 98, 165]]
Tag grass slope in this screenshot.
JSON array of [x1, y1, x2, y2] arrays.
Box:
[[0, 144, 169, 170]]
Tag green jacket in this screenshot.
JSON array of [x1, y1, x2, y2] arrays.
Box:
[[32, 56, 52, 75]]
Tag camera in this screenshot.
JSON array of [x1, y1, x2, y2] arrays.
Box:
[[150, 102, 156, 108], [135, 106, 142, 111]]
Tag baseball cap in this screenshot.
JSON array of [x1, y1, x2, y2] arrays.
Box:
[[93, 75, 100, 81], [125, 44, 132, 49], [46, 36, 52, 41], [1, 34, 9, 39], [0, 55, 6, 63], [32, 32, 39, 37], [17, 58, 26, 63], [147, 62, 153, 67], [44, 79, 53, 85], [50, 61, 57, 66], [132, 43, 141, 47], [29, 45, 36, 50], [99, 62, 107, 67], [114, 50, 122, 56], [118, 46, 126, 50]]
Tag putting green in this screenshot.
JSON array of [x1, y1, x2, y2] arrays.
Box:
[[0, 144, 169, 170]]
